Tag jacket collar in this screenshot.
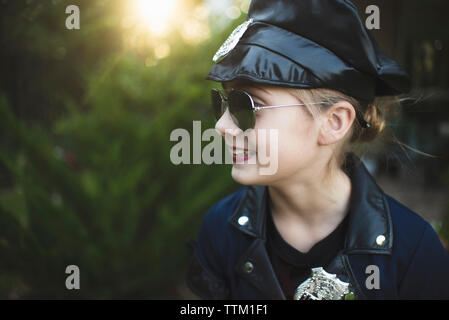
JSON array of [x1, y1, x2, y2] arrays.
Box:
[[228, 152, 393, 255]]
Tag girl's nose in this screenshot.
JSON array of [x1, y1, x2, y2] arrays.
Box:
[[215, 107, 243, 137]]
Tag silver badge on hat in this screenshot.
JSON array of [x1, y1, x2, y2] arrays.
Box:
[[294, 267, 352, 300], [212, 18, 254, 63]]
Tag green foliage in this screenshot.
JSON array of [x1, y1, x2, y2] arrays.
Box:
[[0, 0, 241, 298]]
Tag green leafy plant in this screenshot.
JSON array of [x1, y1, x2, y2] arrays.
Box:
[[0, 0, 244, 298]]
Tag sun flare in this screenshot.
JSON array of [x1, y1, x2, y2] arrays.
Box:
[[135, 0, 178, 36]]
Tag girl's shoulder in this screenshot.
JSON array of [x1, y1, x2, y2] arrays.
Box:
[[385, 193, 435, 238], [201, 186, 249, 226], [384, 194, 449, 298], [197, 186, 249, 242], [384, 193, 448, 264]]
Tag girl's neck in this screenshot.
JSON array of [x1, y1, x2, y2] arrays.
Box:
[[267, 166, 352, 230]]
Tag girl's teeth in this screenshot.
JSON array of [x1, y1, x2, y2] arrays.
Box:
[[233, 150, 256, 156]]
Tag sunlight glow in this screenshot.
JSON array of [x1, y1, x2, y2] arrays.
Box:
[[181, 18, 210, 45], [226, 6, 241, 19], [135, 0, 178, 36], [123, 0, 211, 54]]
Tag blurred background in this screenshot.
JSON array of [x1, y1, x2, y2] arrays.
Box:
[[0, 0, 448, 299]]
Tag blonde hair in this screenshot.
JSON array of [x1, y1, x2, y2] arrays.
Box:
[[286, 87, 433, 170]]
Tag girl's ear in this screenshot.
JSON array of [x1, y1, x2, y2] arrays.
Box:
[[317, 101, 356, 146]]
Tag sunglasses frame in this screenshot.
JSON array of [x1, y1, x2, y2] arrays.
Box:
[[211, 88, 371, 130], [211, 88, 320, 130]]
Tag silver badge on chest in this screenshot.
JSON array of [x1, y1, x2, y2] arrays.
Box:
[[294, 267, 353, 300], [212, 18, 254, 63]]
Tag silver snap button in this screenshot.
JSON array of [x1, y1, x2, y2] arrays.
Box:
[[244, 261, 254, 273], [238, 216, 249, 226], [376, 235, 386, 246]]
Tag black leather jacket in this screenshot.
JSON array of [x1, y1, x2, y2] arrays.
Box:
[[186, 152, 449, 299]]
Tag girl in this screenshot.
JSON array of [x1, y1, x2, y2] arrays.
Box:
[[186, 0, 449, 300]]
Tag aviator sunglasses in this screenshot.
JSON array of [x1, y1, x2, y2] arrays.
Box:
[[211, 88, 371, 131]]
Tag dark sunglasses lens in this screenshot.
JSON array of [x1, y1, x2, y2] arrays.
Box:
[[228, 90, 255, 130], [211, 90, 223, 120]]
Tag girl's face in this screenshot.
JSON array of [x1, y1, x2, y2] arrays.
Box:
[[215, 80, 324, 186]]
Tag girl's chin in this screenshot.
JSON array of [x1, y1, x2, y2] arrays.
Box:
[[231, 166, 262, 185]]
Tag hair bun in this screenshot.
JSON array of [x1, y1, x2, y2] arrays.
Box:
[[358, 104, 386, 143]]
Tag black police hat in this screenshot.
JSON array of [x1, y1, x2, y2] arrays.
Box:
[[206, 0, 411, 102]]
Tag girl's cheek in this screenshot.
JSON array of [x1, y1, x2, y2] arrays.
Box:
[[255, 129, 278, 159]]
